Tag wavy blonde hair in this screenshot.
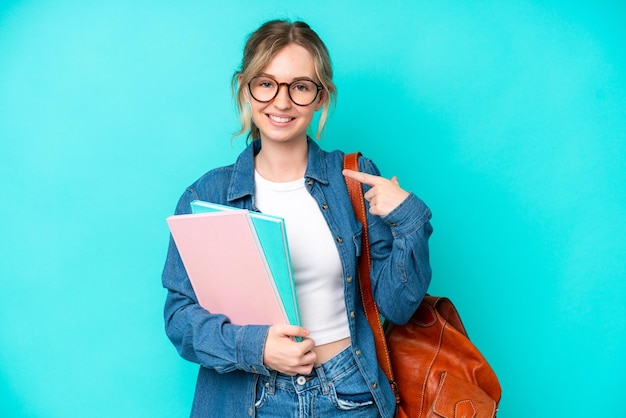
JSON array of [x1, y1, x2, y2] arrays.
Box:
[[232, 20, 337, 142]]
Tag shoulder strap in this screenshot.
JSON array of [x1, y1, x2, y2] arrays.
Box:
[[343, 153, 399, 403]]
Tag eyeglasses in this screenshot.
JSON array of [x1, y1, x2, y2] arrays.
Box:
[[248, 75, 323, 106]]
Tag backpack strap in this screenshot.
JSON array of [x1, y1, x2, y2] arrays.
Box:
[[343, 152, 399, 405]]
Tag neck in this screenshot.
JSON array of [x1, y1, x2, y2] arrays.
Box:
[[255, 139, 308, 182]]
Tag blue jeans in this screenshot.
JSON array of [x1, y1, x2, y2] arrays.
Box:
[[254, 346, 381, 417]]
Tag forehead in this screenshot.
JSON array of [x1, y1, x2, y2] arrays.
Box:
[[261, 43, 317, 80]]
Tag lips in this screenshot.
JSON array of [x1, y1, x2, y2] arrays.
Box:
[[267, 114, 294, 123]]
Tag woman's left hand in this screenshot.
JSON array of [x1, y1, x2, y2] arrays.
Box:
[[342, 169, 410, 217]]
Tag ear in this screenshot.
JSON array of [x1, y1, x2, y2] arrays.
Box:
[[314, 89, 326, 111], [238, 74, 251, 103]]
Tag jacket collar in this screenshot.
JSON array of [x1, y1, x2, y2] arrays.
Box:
[[227, 137, 329, 203]]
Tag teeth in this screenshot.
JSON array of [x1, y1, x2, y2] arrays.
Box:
[[269, 115, 292, 123]]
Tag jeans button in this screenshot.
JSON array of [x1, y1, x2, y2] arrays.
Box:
[[296, 376, 306, 385]]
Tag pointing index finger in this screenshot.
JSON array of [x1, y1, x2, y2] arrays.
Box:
[[342, 169, 382, 186]]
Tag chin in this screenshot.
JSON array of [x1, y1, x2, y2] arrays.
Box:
[[259, 128, 308, 144]]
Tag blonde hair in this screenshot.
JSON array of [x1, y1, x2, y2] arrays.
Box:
[[232, 20, 336, 142]]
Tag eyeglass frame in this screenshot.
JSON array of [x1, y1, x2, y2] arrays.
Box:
[[247, 75, 324, 107]]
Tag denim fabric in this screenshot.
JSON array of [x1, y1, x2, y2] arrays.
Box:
[[161, 138, 433, 417], [255, 346, 379, 418]]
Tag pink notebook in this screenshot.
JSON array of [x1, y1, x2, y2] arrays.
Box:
[[167, 211, 287, 325]]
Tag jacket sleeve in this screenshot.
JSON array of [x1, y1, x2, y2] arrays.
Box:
[[161, 188, 272, 376], [358, 157, 433, 325]]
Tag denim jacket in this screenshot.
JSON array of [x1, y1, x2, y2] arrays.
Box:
[[162, 138, 433, 417]]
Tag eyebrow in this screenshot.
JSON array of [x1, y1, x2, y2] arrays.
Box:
[[255, 73, 317, 83]]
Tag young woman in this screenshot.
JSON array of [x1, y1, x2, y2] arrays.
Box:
[[162, 19, 433, 417]]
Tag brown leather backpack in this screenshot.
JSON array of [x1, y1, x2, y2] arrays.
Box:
[[344, 153, 502, 417], [386, 296, 502, 417]]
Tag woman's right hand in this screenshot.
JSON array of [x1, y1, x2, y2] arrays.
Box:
[[262, 324, 316, 376]]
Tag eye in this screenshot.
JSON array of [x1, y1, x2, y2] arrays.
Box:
[[255, 78, 276, 89], [292, 81, 313, 92]]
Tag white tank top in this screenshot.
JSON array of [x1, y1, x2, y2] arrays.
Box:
[[254, 171, 350, 345]]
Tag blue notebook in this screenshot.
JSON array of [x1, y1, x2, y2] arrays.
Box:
[[190, 200, 301, 328]]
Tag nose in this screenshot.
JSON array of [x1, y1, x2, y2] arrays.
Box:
[[273, 84, 292, 109]]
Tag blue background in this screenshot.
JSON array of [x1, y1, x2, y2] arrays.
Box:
[[1, 1, 625, 416]]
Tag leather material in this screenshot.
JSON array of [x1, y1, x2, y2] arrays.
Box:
[[389, 298, 501, 418], [344, 153, 501, 418]]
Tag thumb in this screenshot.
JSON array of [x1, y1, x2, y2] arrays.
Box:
[[273, 324, 310, 339], [391, 176, 400, 185]]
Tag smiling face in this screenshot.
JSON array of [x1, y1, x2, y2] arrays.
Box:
[[247, 43, 324, 145]]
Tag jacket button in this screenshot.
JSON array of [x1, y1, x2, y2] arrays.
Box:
[[336, 236, 343, 243], [296, 376, 307, 385], [321, 204, 328, 210], [346, 276, 353, 283], [350, 311, 355, 318], [355, 349, 361, 356], [372, 383, 378, 389]]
